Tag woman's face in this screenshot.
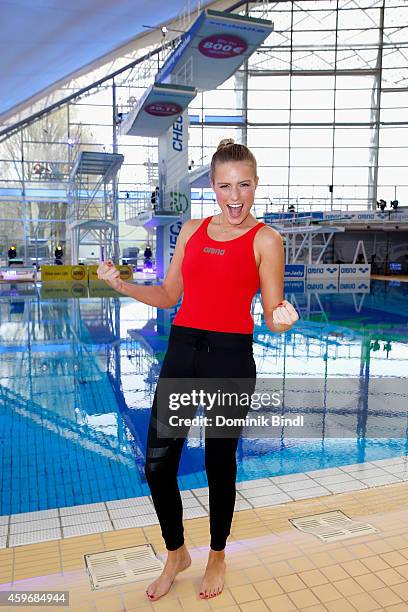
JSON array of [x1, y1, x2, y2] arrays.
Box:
[[211, 161, 258, 225]]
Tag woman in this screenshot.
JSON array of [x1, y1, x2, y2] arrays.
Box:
[[97, 139, 299, 601]]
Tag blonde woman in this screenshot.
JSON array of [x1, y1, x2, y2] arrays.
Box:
[[98, 139, 299, 601]]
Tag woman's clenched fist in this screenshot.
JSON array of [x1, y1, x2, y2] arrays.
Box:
[[272, 299, 299, 327], [97, 260, 123, 292]]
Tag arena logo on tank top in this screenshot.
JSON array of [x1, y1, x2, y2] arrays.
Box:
[[203, 246, 225, 255]]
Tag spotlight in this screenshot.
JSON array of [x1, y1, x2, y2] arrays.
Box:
[[54, 245, 63, 264], [391, 199, 399, 210], [8, 245, 17, 259], [376, 199, 387, 211]]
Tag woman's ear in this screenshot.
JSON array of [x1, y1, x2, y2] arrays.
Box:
[[255, 175, 259, 189]]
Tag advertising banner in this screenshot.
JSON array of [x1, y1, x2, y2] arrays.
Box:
[[0, 267, 36, 282], [338, 280, 371, 293], [40, 281, 88, 299], [87, 265, 132, 282], [339, 264, 371, 279], [264, 212, 324, 222], [306, 264, 339, 279], [283, 280, 305, 293], [88, 281, 123, 297], [306, 280, 339, 293], [41, 264, 132, 283], [41, 265, 88, 282], [323, 211, 408, 222], [284, 264, 305, 279]]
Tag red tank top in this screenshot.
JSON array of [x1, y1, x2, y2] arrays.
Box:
[[173, 216, 266, 334]]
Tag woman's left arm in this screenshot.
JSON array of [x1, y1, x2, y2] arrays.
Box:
[[258, 227, 299, 333]]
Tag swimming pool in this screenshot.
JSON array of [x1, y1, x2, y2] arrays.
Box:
[[1, 279, 407, 516]]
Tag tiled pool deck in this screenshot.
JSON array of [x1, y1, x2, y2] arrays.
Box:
[[1, 463, 408, 611], [1, 456, 407, 549]]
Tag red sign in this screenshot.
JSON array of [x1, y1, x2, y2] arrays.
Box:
[[144, 102, 182, 117], [199, 34, 247, 59]]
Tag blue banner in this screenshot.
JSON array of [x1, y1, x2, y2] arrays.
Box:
[[284, 280, 305, 293], [284, 264, 305, 279]]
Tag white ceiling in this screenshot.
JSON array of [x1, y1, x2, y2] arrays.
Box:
[[0, 0, 205, 122]]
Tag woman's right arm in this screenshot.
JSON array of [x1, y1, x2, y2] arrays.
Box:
[[97, 219, 199, 308]]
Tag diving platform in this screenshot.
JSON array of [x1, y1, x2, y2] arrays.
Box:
[[126, 207, 181, 229], [156, 9, 274, 91], [189, 163, 210, 188], [119, 83, 196, 138], [124, 193, 181, 230], [69, 151, 124, 181]]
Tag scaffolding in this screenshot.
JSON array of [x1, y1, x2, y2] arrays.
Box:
[[67, 151, 124, 263]]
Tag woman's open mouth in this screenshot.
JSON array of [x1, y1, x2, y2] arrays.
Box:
[[227, 204, 243, 219]]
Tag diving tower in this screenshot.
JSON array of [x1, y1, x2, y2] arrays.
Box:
[[119, 7, 274, 278], [68, 151, 124, 264]]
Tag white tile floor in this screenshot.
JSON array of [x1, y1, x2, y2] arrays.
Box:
[[2, 455, 408, 549]]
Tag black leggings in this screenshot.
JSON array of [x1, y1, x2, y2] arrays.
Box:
[[144, 324, 256, 551]]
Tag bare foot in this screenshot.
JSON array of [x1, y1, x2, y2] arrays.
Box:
[[146, 544, 191, 602], [199, 549, 226, 599]]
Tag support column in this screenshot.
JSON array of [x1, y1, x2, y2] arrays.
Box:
[[156, 109, 191, 279]]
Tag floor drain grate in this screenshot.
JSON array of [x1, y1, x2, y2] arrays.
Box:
[[85, 544, 164, 590], [289, 510, 379, 543]]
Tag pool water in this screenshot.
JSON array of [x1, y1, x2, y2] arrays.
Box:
[[0, 280, 407, 515]]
